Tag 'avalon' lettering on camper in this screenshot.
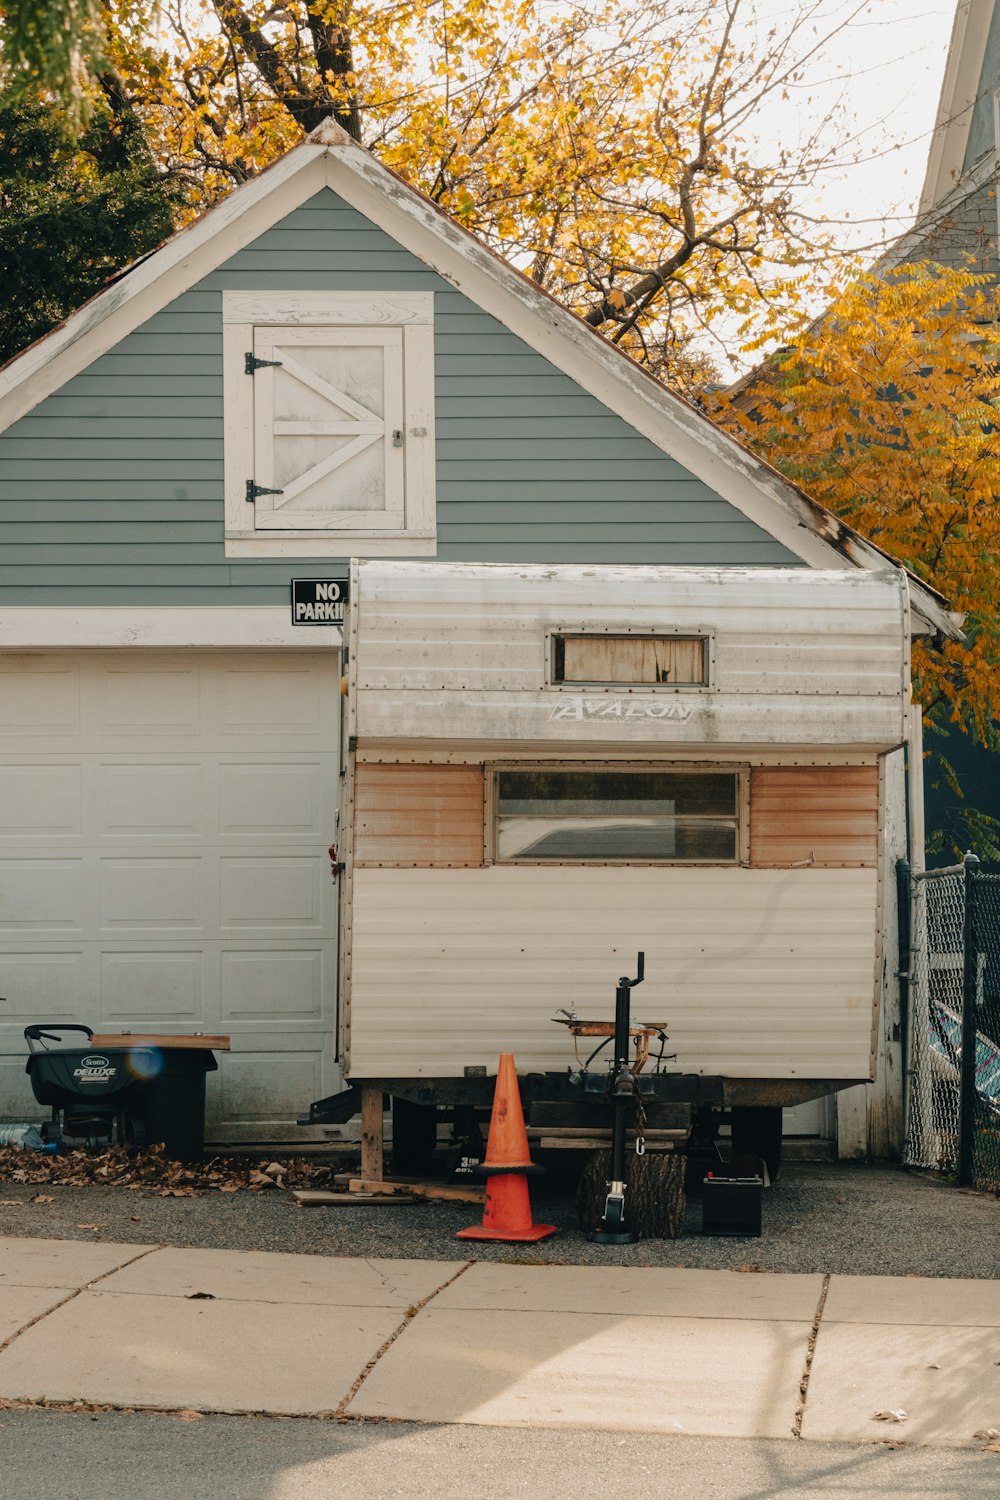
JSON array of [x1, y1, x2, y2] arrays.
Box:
[[548, 698, 693, 722]]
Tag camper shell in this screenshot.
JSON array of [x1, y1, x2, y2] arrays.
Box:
[[339, 558, 912, 1159]]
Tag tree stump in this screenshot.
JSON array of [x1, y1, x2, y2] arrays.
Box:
[[576, 1150, 686, 1239]]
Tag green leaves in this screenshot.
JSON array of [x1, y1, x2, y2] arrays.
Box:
[[0, 0, 108, 131]]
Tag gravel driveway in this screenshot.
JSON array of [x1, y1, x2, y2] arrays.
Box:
[[0, 1161, 996, 1277]]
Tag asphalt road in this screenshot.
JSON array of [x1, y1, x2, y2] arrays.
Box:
[[2, 1408, 1000, 1500], [0, 1161, 997, 1277]]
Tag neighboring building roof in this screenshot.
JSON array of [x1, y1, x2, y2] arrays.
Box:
[[0, 116, 959, 639], [919, 0, 994, 218]]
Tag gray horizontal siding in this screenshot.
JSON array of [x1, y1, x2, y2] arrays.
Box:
[[0, 185, 801, 603]]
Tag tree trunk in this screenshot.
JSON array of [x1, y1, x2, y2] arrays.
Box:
[[576, 1150, 686, 1239]]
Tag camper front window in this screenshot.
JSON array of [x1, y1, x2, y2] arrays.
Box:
[[551, 634, 709, 687], [495, 769, 739, 863]]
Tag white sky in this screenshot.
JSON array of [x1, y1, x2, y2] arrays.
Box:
[[747, 0, 959, 251]]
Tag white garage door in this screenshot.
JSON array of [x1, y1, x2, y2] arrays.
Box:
[[0, 650, 341, 1142]]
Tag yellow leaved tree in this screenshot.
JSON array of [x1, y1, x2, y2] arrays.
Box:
[[713, 263, 1000, 854], [2, 0, 877, 384]]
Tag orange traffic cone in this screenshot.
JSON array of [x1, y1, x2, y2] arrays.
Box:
[[457, 1054, 557, 1243]]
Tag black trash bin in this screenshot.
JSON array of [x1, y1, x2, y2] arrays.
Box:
[[139, 1050, 218, 1161]]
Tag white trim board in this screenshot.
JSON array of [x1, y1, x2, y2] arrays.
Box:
[[0, 118, 958, 639], [918, 0, 994, 216], [0, 607, 343, 649]]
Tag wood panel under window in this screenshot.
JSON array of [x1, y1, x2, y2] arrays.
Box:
[[750, 766, 879, 867], [354, 763, 485, 866], [555, 635, 707, 685]]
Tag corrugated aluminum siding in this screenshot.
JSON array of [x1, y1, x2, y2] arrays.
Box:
[[352, 562, 909, 749], [346, 866, 877, 1079], [0, 191, 799, 605]]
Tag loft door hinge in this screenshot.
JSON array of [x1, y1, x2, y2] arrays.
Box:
[[245, 480, 285, 504], [245, 353, 283, 374]]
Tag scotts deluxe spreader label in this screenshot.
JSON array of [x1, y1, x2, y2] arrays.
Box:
[[73, 1055, 118, 1084]]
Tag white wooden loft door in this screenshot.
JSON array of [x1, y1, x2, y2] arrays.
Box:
[[252, 327, 405, 531]]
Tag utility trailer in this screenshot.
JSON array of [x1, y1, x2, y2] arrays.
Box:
[[333, 558, 914, 1185]]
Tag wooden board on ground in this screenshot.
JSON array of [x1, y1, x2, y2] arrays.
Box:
[[348, 1177, 485, 1205], [89, 1033, 231, 1051], [293, 1189, 415, 1206]]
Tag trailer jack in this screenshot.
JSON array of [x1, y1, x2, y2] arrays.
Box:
[[588, 952, 645, 1246]]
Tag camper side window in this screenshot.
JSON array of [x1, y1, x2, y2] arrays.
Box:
[[495, 769, 739, 863], [551, 634, 709, 687]]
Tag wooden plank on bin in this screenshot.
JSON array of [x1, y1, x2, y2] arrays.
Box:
[[89, 1033, 231, 1050]]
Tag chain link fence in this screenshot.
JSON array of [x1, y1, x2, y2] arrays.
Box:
[[904, 858, 1000, 1191]]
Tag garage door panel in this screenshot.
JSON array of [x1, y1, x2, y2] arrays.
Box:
[[219, 761, 327, 839], [218, 662, 333, 740], [0, 859, 84, 932], [0, 765, 82, 839], [221, 948, 324, 1020], [99, 950, 205, 1022], [0, 1056, 40, 1121], [97, 763, 208, 839], [99, 857, 206, 933], [97, 661, 204, 739], [219, 856, 325, 932], [0, 951, 88, 1018], [216, 1050, 325, 1129], [0, 662, 81, 739]]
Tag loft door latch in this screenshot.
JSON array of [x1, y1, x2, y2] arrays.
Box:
[[245, 353, 283, 374], [245, 480, 284, 504]]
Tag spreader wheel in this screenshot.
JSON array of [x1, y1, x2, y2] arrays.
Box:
[[576, 1150, 686, 1240]]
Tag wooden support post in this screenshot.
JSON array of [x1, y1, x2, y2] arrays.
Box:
[[361, 1086, 384, 1182]]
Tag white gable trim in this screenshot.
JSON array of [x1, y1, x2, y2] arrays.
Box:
[[918, 0, 993, 215], [0, 119, 959, 639], [0, 144, 329, 430]]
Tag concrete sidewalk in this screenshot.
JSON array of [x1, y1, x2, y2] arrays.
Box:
[[1, 1236, 998, 1448]]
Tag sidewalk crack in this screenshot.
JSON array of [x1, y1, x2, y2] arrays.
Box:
[[792, 1272, 830, 1439], [335, 1260, 475, 1419], [0, 1243, 165, 1359]]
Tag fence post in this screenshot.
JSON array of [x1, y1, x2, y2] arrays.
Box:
[[959, 851, 981, 1187], [896, 858, 911, 1091]]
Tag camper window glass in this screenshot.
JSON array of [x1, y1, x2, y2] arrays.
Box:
[[495, 769, 738, 863], [552, 635, 708, 686]]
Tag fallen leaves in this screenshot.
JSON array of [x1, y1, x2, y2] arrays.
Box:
[[0, 1142, 348, 1197], [31, 1194, 54, 1204]]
